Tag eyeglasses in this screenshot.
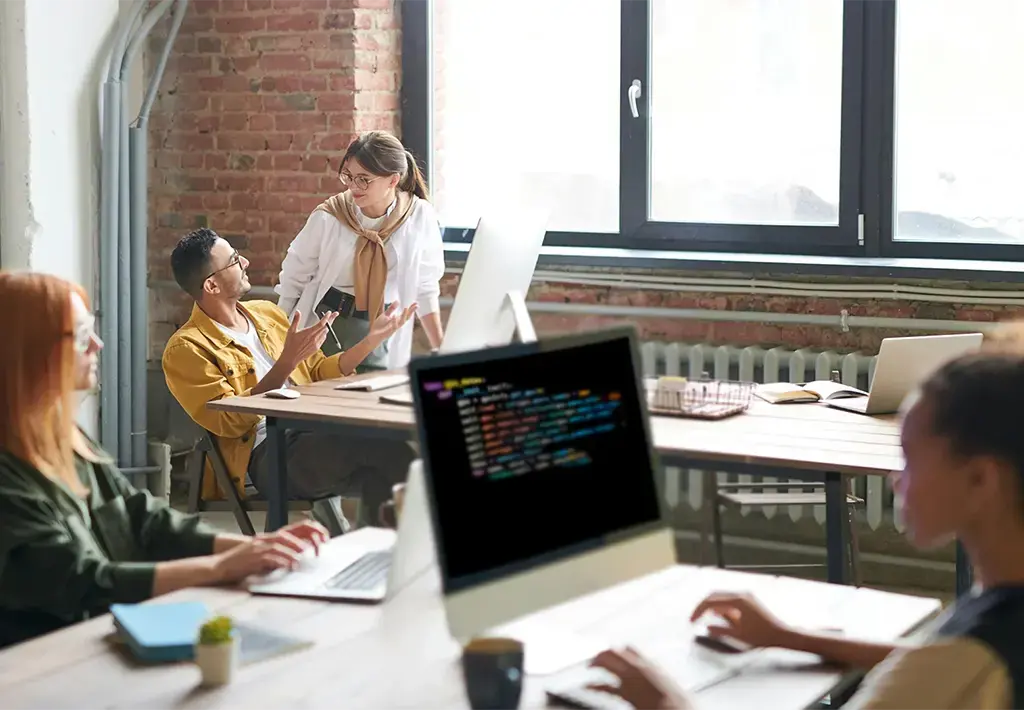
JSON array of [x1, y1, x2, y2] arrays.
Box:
[[66, 314, 98, 353], [204, 251, 242, 281], [339, 171, 386, 191]]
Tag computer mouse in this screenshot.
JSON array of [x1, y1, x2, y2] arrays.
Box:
[[265, 388, 300, 400], [694, 634, 749, 654]]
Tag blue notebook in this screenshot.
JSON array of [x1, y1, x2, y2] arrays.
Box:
[[111, 602, 210, 663], [111, 602, 314, 664]]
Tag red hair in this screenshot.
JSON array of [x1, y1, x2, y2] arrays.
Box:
[[0, 271, 93, 494]]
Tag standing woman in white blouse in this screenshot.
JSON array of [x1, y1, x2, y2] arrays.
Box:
[[275, 131, 445, 372]]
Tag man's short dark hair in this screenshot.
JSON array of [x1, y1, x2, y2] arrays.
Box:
[[171, 228, 220, 299]]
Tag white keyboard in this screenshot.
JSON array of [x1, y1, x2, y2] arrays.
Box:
[[335, 374, 410, 392], [545, 666, 632, 710], [545, 641, 752, 709]]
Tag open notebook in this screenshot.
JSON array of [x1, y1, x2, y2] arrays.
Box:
[[754, 381, 866, 405]]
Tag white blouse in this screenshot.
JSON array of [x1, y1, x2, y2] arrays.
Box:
[[274, 197, 445, 369]]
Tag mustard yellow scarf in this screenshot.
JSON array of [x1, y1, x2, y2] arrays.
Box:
[[316, 190, 416, 320]]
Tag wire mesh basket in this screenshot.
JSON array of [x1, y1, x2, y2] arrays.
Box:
[[647, 376, 755, 420]]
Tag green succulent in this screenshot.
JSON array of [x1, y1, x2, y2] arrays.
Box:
[[198, 616, 234, 645]]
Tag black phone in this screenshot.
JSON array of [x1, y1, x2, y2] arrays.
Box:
[[694, 634, 749, 654], [317, 287, 357, 319]]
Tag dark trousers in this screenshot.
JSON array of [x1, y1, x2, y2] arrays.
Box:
[[248, 430, 413, 527]]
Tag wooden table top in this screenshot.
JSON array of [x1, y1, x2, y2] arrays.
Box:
[[0, 531, 940, 709], [210, 374, 904, 477]]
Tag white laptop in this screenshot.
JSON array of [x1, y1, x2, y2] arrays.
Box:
[[247, 460, 435, 603], [826, 333, 984, 415]]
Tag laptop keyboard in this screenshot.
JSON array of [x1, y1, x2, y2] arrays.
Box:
[[324, 550, 391, 591]]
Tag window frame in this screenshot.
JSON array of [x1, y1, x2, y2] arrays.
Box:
[[401, 0, 1024, 266]]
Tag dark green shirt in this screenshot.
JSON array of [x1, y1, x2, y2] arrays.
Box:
[[0, 439, 219, 648]]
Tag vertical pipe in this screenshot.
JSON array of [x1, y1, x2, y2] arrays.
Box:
[[99, 82, 121, 458], [117, 79, 132, 466], [99, 0, 148, 460], [129, 126, 148, 470], [123, 0, 186, 473]]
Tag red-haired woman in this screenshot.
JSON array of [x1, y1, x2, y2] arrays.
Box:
[[0, 272, 328, 649]]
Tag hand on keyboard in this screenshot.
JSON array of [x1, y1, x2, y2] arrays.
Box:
[[552, 647, 693, 710], [547, 666, 632, 710]]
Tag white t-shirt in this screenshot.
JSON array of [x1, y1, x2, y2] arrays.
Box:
[[214, 314, 281, 450], [332, 199, 400, 305]]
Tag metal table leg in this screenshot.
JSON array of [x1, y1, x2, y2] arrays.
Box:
[[264, 417, 290, 532], [955, 541, 973, 597], [824, 471, 850, 584]]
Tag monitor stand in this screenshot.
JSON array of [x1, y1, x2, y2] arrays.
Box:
[[505, 290, 537, 344]]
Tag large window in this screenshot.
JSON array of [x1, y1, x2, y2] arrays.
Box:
[[892, 0, 1024, 247], [401, 0, 1024, 262], [431, 0, 620, 234]]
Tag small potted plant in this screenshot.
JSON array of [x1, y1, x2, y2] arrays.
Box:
[[195, 616, 239, 686]]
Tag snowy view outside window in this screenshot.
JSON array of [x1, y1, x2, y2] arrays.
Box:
[[895, 0, 1024, 243], [431, 0, 1024, 244]]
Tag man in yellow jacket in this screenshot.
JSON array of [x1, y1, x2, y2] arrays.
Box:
[[162, 228, 416, 527]]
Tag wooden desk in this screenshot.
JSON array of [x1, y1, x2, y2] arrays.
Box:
[[0, 535, 941, 709], [210, 379, 911, 582]]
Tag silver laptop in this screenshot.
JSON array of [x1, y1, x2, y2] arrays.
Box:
[[247, 460, 435, 603], [827, 333, 983, 415]]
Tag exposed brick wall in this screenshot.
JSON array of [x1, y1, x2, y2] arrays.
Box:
[[147, 0, 400, 354]]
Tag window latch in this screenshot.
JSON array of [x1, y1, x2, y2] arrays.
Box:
[[628, 79, 642, 119]]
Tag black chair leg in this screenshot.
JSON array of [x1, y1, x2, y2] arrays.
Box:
[[206, 435, 256, 536], [712, 500, 725, 568], [186, 445, 205, 515]]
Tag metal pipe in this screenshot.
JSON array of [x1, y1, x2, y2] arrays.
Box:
[[128, 127, 148, 469], [126, 0, 186, 470], [99, 0, 147, 462], [122, 0, 175, 83], [117, 77, 132, 466], [99, 82, 121, 458], [138, 0, 186, 122]]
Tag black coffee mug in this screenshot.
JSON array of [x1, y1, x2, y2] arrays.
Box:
[[461, 637, 524, 710]]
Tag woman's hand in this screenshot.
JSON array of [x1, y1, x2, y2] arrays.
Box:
[[369, 302, 417, 343], [690, 591, 792, 649], [261, 520, 329, 555], [212, 520, 330, 583], [588, 647, 693, 710]]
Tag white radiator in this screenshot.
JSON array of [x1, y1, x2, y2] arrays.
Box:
[[640, 342, 898, 532]]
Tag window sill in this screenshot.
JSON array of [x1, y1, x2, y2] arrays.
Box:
[[442, 242, 1024, 284]]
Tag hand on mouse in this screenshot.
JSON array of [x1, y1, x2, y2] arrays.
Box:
[[586, 646, 693, 710], [690, 592, 792, 649]]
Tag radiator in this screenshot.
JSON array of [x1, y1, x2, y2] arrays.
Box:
[[640, 342, 898, 532]]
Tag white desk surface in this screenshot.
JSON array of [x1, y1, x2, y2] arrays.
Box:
[[0, 531, 940, 709]]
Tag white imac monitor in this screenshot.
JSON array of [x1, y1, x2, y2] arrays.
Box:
[[439, 210, 548, 354], [408, 327, 675, 672]]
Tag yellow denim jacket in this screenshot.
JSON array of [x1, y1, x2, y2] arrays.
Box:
[[161, 300, 343, 500]]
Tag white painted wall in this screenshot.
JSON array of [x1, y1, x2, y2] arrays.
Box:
[[0, 0, 122, 435]]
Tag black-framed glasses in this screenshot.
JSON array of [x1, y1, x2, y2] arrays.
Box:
[[204, 251, 242, 281], [339, 171, 387, 191]]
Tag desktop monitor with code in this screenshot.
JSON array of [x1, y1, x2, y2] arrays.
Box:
[[409, 328, 676, 670]]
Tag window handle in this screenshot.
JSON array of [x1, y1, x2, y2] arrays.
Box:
[[627, 79, 642, 118]]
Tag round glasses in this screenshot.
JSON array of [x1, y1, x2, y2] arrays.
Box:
[[339, 171, 386, 191]]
